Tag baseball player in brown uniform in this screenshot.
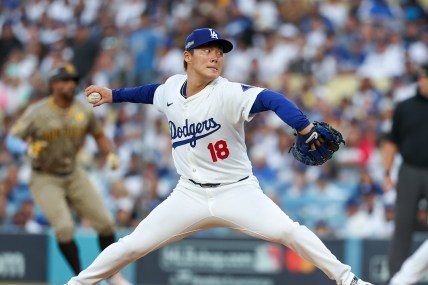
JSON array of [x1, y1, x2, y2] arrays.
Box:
[[6, 63, 132, 285]]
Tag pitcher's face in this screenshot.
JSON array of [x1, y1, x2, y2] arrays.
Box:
[[185, 44, 224, 81]]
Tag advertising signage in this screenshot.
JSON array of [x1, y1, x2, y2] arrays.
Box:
[[0, 233, 47, 282], [136, 237, 343, 285], [362, 238, 428, 285]]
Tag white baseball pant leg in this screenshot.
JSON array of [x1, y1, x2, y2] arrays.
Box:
[[208, 176, 353, 285], [67, 182, 222, 285], [390, 239, 428, 285]]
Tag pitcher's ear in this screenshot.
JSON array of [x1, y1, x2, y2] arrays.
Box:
[[184, 51, 191, 62]]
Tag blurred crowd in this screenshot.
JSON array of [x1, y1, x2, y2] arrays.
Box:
[[1, 0, 428, 239]]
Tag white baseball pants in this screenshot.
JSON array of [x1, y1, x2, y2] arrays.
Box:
[[390, 239, 428, 285], [67, 176, 354, 285]]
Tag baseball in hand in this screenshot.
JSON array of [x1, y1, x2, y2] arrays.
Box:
[[87, 92, 102, 104]]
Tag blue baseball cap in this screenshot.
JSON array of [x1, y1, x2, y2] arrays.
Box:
[[184, 28, 233, 53]]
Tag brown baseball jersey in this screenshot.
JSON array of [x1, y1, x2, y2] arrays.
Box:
[[10, 96, 103, 175]]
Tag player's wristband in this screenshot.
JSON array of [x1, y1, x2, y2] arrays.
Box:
[[384, 169, 391, 177]]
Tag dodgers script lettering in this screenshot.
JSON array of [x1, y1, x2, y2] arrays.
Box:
[[169, 118, 221, 148]]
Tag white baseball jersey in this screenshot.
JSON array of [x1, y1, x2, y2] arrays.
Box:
[[67, 75, 360, 285], [152, 74, 264, 183]]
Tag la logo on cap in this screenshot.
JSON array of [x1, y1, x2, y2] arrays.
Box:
[[209, 29, 218, 39]]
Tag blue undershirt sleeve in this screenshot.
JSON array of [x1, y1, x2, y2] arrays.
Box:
[[112, 84, 161, 104], [250, 89, 310, 131]]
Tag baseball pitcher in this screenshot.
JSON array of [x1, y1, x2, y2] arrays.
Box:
[[65, 28, 372, 285]]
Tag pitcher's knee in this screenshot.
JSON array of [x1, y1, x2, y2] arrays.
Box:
[[119, 233, 161, 260], [116, 237, 146, 260], [271, 221, 303, 244]]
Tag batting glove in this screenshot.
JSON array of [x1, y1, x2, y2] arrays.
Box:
[[106, 152, 120, 170], [26, 140, 48, 159]]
